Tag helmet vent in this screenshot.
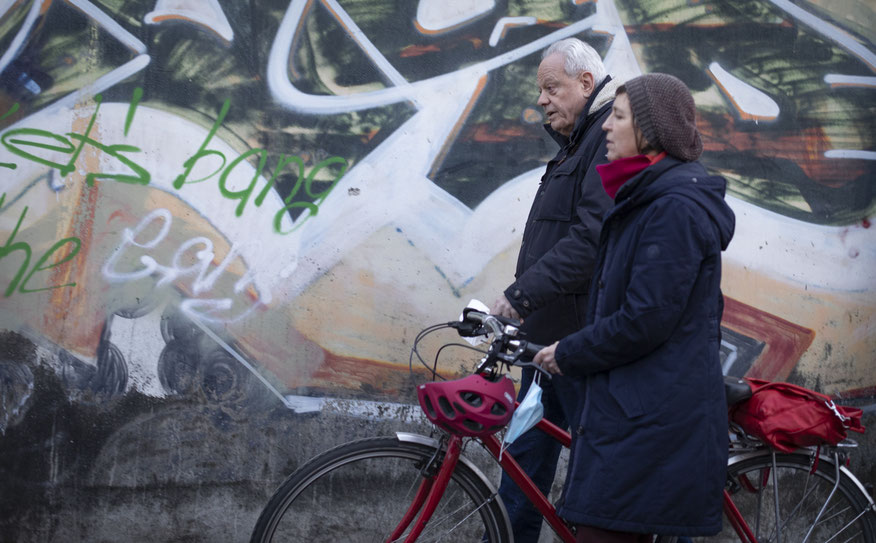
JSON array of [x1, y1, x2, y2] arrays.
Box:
[[422, 395, 436, 418], [460, 391, 482, 407], [462, 419, 484, 433], [490, 402, 507, 416], [438, 396, 456, 419]]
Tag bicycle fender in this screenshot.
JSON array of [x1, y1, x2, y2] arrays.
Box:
[[395, 432, 507, 503], [727, 449, 875, 508]]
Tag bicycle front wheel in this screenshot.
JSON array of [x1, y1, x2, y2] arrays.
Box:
[[251, 435, 511, 542], [715, 450, 876, 543]]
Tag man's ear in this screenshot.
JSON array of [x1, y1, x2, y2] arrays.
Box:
[[579, 71, 595, 97]]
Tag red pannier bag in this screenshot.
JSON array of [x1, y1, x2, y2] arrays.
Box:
[[730, 378, 865, 453]]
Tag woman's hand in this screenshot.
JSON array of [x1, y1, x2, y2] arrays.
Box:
[[534, 342, 563, 375]]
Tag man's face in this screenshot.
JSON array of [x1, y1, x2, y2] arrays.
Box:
[[536, 53, 593, 137]]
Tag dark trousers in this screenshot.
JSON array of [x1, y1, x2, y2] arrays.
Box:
[[496, 367, 579, 543], [574, 525, 653, 542]]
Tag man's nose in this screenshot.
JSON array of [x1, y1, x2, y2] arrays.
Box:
[[537, 91, 548, 106]]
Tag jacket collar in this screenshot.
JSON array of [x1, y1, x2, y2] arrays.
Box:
[[610, 158, 735, 250], [544, 75, 615, 147], [615, 155, 684, 203], [596, 153, 666, 199]]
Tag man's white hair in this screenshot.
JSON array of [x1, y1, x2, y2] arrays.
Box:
[[543, 38, 607, 84]]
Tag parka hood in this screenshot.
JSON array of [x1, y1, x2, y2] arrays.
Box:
[[617, 158, 735, 250]]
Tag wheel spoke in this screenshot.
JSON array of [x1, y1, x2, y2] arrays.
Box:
[[250, 437, 510, 543], [720, 452, 875, 543]]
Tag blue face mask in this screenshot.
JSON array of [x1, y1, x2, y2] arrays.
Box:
[[500, 376, 544, 460]]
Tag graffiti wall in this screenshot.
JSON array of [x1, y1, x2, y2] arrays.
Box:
[[1, 0, 873, 540]]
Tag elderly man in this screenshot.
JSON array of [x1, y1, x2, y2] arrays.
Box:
[[491, 38, 618, 541]]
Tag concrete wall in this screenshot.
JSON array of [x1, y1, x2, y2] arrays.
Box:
[[0, 0, 873, 541]]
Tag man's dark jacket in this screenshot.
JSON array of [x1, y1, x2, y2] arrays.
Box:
[[555, 157, 736, 535], [504, 77, 616, 345]]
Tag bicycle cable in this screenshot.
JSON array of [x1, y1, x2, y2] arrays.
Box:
[[409, 322, 488, 381], [432, 342, 489, 380], [409, 322, 454, 378]]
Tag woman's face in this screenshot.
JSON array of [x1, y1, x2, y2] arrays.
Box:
[[602, 93, 641, 161]]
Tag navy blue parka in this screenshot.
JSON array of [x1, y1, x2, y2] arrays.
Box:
[[554, 157, 735, 536]]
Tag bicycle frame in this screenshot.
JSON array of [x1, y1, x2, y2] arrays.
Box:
[[388, 415, 575, 542], [388, 413, 775, 543], [482, 417, 576, 542]]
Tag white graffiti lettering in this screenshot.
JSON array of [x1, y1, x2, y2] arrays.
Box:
[[102, 208, 267, 323]]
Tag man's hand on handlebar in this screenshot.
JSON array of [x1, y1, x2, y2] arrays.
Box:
[[534, 342, 563, 376], [452, 308, 559, 378], [491, 295, 522, 322]]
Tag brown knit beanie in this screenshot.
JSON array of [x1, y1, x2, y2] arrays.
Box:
[[624, 73, 702, 162]]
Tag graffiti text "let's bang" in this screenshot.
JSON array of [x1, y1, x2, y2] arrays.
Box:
[[0, 90, 349, 236]]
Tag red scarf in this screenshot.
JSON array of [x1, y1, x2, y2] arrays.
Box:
[[596, 152, 667, 198]]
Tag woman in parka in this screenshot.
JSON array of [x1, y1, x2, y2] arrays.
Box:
[[534, 73, 736, 542]]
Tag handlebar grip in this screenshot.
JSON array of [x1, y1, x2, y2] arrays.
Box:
[[509, 340, 550, 378], [520, 340, 546, 358], [490, 313, 523, 328], [461, 309, 522, 328]]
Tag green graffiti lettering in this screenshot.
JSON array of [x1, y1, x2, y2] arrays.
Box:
[[0, 194, 81, 296], [0, 103, 19, 121], [0, 95, 101, 176], [254, 154, 305, 207], [65, 134, 150, 186], [63, 94, 102, 177], [18, 237, 81, 293], [178, 149, 226, 186], [0, 198, 32, 297], [0, 103, 18, 168], [270, 156, 349, 235], [219, 147, 268, 217], [273, 201, 319, 235], [304, 156, 348, 202], [125, 87, 143, 137], [0, 96, 349, 238], [173, 98, 231, 189], [1, 128, 75, 171]]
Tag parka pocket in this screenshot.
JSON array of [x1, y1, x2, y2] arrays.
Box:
[[608, 379, 646, 419], [535, 157, 581, 221], [607, 362, 676, 420]]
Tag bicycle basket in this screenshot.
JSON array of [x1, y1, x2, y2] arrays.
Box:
[[730, 378, 865, 453]]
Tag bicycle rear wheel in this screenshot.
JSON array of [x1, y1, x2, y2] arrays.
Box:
[[714, 450, 876, 543], [250, 435, 511, 542]]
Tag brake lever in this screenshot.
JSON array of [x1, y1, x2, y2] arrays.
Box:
[[502, 340, 553, 380], [449, 319, 485, 337], [515, 361, 552, 380]]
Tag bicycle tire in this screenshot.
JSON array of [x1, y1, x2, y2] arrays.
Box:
[[708, 450, 876, 543], [250, 435, 512, 542]]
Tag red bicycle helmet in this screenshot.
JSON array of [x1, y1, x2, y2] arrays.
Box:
[[417, 375, 516, 437]]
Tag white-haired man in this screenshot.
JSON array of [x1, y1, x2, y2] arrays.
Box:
[[491, 37, 619, 541]]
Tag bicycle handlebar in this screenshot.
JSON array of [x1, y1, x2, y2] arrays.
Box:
[[456, 309, 551, 379]]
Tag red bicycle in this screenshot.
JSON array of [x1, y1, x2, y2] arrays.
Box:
[[251, 309, 875, 542]]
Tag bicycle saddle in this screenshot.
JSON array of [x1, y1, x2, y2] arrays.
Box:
[[724, 375, 752, 407]]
